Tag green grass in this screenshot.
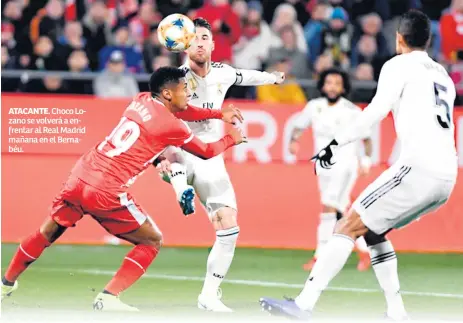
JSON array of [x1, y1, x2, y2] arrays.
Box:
[[2, 244, 463, 322]]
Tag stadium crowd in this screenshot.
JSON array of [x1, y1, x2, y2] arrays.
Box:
[[1, 0, 462, 104]]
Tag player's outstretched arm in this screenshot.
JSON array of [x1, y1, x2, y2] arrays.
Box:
[[181, 128, 246, 160], [334, 59, 404, 147], [233, 67, 285, 86], [175, 104, 243, 125]]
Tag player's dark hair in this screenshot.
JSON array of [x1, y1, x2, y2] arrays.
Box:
[[193, 17, 212, 32], [317, 67, 351, 96], [397, 9, 431, 49], [149, 67, 186, 97]]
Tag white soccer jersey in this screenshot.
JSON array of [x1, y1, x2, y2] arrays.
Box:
[[180, 62, 277, 142], [335, 51, 458, 179], [294, 97, 369, 166]]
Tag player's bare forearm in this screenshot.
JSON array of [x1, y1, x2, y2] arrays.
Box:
[[174, 104, 222, 121], [181, 135, 235, 160], [363, 138, 373, 157]]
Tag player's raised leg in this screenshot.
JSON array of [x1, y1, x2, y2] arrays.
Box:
[[160, 146, 196, 216], [1, 217, 67, 300]]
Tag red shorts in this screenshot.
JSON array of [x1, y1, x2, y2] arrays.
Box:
[[50, 176, 151, 236]]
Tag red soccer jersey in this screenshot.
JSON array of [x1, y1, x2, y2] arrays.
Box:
[[71, 92, 194, 194]]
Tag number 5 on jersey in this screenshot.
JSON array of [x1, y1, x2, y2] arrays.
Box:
[[434, 82, 452, 129], [98, 117, 141, 157]]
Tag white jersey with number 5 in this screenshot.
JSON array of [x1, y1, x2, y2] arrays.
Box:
[[336, 51, 457, 179]]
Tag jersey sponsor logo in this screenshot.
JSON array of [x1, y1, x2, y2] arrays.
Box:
[[203, 102, 214, 109], [191, 93, 199, 100]]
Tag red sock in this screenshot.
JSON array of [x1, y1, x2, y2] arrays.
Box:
[[4, 231, 51, 282], [104, 244, 158, 295]]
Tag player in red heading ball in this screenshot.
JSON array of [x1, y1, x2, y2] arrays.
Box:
[[1, 67, 247, 311]]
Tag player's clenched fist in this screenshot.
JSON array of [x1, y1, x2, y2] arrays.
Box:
[[272, 71, 285, 84], [228, 127, 247, 145], [221, 104, 244, 125]]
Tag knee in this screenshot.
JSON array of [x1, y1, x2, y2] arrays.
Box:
[[334, 210, 368, 240], [39, 219, 65, 243], [363, 229, 387, 246], [212, 207, 238, 230], [141, 230, 163, 250]]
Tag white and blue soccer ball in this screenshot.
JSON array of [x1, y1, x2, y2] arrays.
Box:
[[157, 14, 196, 52]]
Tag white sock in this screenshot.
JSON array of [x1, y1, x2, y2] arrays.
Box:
[[314, 212, 337, 258], [355, 236, 369, 253], [169, 162, 189, 200], [370, 241, 407, 319], [201, 226, 240, 297], [295, 234, 355, 311]]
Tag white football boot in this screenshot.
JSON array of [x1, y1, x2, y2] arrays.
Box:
[[93, 292, 139, 312], [1, 280, 18, 301], [197, 288, 233, 312]]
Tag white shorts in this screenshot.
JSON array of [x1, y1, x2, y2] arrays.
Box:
[[164, 146, 237, 219], [353, 164, 456, 235], [317, 163, 358, 213]]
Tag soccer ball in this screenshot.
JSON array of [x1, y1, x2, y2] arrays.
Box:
[[157, 14, 196, 52]]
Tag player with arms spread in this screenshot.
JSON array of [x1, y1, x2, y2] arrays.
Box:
[[1, 67, 246, 311], [289, 68, 373, 272], [156, 18, 285, 312], [261, 10, 457, 320]]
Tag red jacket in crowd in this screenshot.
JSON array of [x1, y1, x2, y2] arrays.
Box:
[[440, 11, 463, 62]]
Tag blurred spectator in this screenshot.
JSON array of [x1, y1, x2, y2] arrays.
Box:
[[156, 0, 203, 18], [258, 26, 308, 104], [67, 49, 89, 72], [270, 3, 308, 53], [67, 50, 92, 94], [99, 21, 143, 73], [262, 0, 310, 27], [151, 55, 172, 71], [93, 50, 139, 98], [25, 75, 68, 94], [143, 25, 178, 73], [383, 0, 421, 54], [351, 0, 389, 22], [27, 36, 66, 70], [352, 13, 390, 66], [318, 7, 352, 69], [2, 45, 19, 92], [30, 0, 64, 43], [440, 0, 463, 63], [82, 0, 112, 70], [305, 2, 331, 64], [128, 1, 163, 46], [233, 1, 272, 70], [421, 0, 452, 59], [1, 22, 17, 51], [313, 53, 335, 78], [58, 21, 87, 60], [2, 45, 15, 70], [351, 35, 385, 79], [351, 62, 375, 102], [194, 0, 241, 63], [267, 25, 310, 80], [2, 0, 23, 42], [256, 58, 307, 104], [232, 0, 248, 22]]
